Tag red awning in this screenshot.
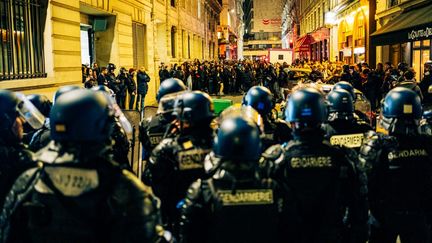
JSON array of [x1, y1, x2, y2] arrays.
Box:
[[295, 34, 313, 52]]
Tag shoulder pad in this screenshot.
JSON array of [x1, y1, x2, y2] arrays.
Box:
[[262, 145, 283, 160]]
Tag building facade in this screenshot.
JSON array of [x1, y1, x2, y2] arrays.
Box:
[[372, 0, 431, 81], [283, 0, 370, 64], [217, 0, 243, 60], [243, 0, 284, 60], [0, 0, 221, 104]]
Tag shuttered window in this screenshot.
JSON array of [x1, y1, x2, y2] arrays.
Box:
[[132, 22, 147, 69]]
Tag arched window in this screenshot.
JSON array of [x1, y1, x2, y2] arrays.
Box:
[[338, 20, 347, 50], [354, 11, 366, 47]]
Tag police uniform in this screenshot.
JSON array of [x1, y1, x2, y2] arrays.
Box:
[[179, 172, 289, 243], [0, 89, 167, 243], [265, 88, 368, 243], [359, 87, 432, 243], [140, 114, 170, 162], [0, 143, 163, 243], [359, 133, 432, 243], [145, 91, 215, 231], [267, 136, 368, 243], [179, 115, 291, 243], [146, 131, 213, 228]]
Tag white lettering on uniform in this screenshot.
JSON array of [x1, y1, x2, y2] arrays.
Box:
[[218, 189, 274, 206], [35, 167, 99, 196], [388, 149, 428, 160], [290, 156, 332, 168]]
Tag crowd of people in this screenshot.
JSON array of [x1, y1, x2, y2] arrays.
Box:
[[82, 63, 151, 111], [156, 58, 432, 112], [2, 57, 432, 242]]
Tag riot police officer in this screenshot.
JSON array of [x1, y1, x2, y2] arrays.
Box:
[[322, 89, 372, 150], [0, 90, 44, 206], [359, 87, 432, 243], [242, 86, 291, 149], [264, 88, 368, 243], [92, 85, 131, 168], [145, 91, 214, 231], [179, 115, 290, 243], [0, 89, 167, 242], [139, 78, 187, 161]]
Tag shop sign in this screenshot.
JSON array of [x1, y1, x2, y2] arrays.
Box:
[[408, 26, 432, 41], [343, 48, 352, 57]]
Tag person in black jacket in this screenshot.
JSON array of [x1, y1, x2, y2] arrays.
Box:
[[126, 68, 137, 109], [136, 68, 151, 112]]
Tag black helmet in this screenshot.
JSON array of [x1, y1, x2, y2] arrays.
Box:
[[285, 88, 327, 125], [107, 63, 116, 71], [381, 87, 422, 119], [156, 78, 187, 102], [213, 116, 262, 162], [53, 86, 81, 103], [381, 87, 422, 134], [27, 94, 52, 117], [397, 62, 409, 72], [172, 91, 214, 125], [50, 89, 113, 143], [333, 81, 355, 100], [0, 90, 45, 139], [327, 89, 354, 120], [242, 86, 273, 117]]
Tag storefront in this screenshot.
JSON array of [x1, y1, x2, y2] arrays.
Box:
[[371, 4, 432, 81], [310, 27, 330, 61], [294, 34, 313, 60]]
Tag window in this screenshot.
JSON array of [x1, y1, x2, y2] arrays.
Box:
[[278, 55, 284, 60], [389, 0, 399, 8], [171, 26, 176, 58], [171, 0, 175, 7], [132, 22, 147, 69], [197, 0, 201, 19], [1, 0, 47, 80]]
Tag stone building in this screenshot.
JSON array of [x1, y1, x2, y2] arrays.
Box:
[[0, 0, 221, 105]]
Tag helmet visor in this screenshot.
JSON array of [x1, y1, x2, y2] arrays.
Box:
[[15, 92, 45, 129], [102, 92, 132, 134]]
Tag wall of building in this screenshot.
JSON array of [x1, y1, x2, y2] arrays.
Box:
[[0, 0, 221, 104]]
